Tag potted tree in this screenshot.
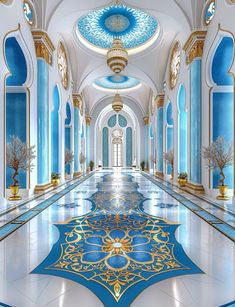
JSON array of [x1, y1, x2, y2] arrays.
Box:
[[202, 136, 233, 200], [51, 172, 60, 186], [6, 136, 36, 201], [65, 150, 74, 179], [164, 149, 174, 180], [140, 160, 145, 171], [89, 160, 94, 171], [178, 172, 188, 187], [79, 152, 86, 174]]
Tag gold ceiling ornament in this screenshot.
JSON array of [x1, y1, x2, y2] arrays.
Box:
[[183, 31, 207, 65], [57, 42, 69, 90], [169, 42, 181, 90], [112, 93, 123, 112], [107, 38, 128, 74]]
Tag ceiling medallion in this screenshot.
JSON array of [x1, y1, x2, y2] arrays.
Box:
[[112, 93, 123, 112], [77, 0, 159, 55], [169, 42, 181, 90], [107, 38, 128, 73], [57, 42, 69, 90]]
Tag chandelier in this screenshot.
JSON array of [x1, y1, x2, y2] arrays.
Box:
[[107, 38, 128, 74], [112, 93, 123, 112]]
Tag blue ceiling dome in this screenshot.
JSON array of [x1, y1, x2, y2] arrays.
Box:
[[77, 4, 158, 51], [94, 75, 141, 90]]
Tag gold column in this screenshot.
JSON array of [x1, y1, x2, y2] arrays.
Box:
[[183, 31, 207, 194]]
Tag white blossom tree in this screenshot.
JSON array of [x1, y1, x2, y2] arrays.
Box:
[[202, 137, 233, 186], [6, 136, 36, 186]]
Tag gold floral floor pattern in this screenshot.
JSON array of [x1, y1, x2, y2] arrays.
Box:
[[32, 173, 203, 307]]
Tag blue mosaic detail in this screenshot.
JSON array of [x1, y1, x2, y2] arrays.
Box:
[[204, 0, 216, 25], [32, 173, 203, 306], [77, 4, 158, 49], [95, 75, 140, 90], [23, 1, 34, 25]]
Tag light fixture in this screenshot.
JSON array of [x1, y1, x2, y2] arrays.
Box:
[[107, 38, 128, 74], [112, 93, 123, 112]]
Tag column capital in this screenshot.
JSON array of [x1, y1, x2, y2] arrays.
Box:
[[73, 93, 83, 113], [156, 94, 165, 109], [86, 116, 91, 126], [183, 31, 207, 65], [143, 117, 150, 126], [32, 30, 55, 65], [0, 0, 8, 4]]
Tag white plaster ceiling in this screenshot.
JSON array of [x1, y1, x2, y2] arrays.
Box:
[[32, 0, 206, 115]]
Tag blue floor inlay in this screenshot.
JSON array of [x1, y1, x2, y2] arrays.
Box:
[[32, 173, 203, 307]]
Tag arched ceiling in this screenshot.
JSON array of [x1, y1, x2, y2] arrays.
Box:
[[32, 0, 206, 115]]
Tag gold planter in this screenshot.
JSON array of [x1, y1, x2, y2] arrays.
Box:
[[178, 179, 187, 187], [51, 178, 60, 186], [8, 185, 22, 201], [217, 185, 230, 200]]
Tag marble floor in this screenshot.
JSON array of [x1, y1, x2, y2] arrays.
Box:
[[0, 170, 234, 307]]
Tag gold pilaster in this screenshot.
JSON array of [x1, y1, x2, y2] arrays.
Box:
[[156, 94, 165, 109], [86, 116, 91, 126], [143, 117, 149, 126], [183, 31, 207, 65], [32, 31, 55, 65], [73, 94, 83, 115]]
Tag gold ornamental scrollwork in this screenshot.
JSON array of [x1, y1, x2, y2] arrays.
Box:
[[57, 42, 69, 90], [169, 42, 181, 90]]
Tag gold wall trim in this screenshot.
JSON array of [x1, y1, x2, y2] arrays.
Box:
[[183, 31, 207, 65], [32, 31, 55, 65], [156, 94, 165, 109], [143, 117, 149, 126]]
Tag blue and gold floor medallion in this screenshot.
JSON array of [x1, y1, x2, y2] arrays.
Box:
[[32, 174, 203, 306]]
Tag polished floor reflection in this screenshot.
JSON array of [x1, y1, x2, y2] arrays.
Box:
[[0, 170, 234, 307]]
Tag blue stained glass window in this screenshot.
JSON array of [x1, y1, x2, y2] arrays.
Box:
[[108, 115, 117, 128], [23, 1, 34, 26], [118, 115, 127, 127]]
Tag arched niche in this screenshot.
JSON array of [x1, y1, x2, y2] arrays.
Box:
[[210, 35, 234, 188], [5, 36, 28, 190], [177, 84, 188, 173], [51, 85, 61, 173]]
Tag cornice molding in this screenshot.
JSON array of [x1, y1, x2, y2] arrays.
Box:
[[183, 31, 207, 65], [32, 30, 55, 65]]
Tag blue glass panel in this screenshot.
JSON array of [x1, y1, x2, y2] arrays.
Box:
[[126, 127, 132, 167], [157, 108, 163, 172], [23, 1, 34, 25], [103, 128, 109, 167], [6, 93, 27, 188], [118, 115, 127, 127], [5, 37, 27, 86], [51, 86, 60, 173], [108, 115, 116, 128], [213, 92, 233, 188], [190, 59, 201, 184], [65, 102, 71, 125], [166, 102, 173, 125], [65, 127, 71, 175], [178, 85, 188, 173], [212, 37, 234, 86], [77, 4, 158, 49], [74, 108, 79, 172], [37, 59, 49, 185], [204, 1, 216, 25]]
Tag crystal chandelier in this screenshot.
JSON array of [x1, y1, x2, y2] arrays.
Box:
[[107, 38, 128, 74], [112, 93, 123, 112]]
